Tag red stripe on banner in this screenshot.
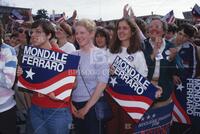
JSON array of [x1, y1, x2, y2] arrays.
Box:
[[51, 83, 74, 96], [173, 111, 182, 123], [18, 69, 76, 89], [106, 87, 152, 105], [172, 92, 191, 124], [63, 96, 70, 102], [123, 106, 146, 114]]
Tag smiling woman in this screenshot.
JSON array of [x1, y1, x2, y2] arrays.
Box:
[[71, 18, 109, 134]]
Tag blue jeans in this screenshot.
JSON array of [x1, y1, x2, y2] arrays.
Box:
[[30, 104, 72, 134]]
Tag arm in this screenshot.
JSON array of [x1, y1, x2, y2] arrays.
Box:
[[77, 50, 109, 119], [0, 47, 17, 89], [123, 4, 146, 41], [77, 82, 107, 119]]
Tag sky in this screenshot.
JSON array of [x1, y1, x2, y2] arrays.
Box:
[[3, 0, 200, 21]]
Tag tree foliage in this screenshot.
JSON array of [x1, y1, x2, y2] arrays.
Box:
[[34, 9, 49, 20]]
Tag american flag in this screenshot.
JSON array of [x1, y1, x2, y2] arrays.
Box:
[[18, 46, 80, 102], [162, 10, 175, 24], [107, 56, 157, 123], [50, 13, 66, 23], [9, 9, 24, 24], [192, 4, 200, 18]]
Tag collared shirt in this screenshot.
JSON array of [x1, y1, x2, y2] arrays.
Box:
[[149, 38, 166, 80]]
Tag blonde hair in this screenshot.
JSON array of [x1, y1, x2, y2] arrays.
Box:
[[75, 19, 96, 33]]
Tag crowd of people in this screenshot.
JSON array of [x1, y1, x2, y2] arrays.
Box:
[[0, 4, 200, 134]]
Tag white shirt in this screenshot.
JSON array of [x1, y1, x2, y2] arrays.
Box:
[[149, 39, 166, 79], [60, 42, 76, 54], [107, 47, 148, 77]]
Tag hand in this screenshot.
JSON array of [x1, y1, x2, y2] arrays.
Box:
[[173, 75, 181, 85], [48, 92, 59, 100], [109, 65, 115, 75], [155, 85, 163, 98], [151, 46, 159, 60], [17, 66, 23, 77], [128, 7, 135, 21], [72, 10, 77, 19], [77, 106, 90, 119], [155, 37, 162, 49], [123, 4, 129, 17], [71, 103, 79, 118]]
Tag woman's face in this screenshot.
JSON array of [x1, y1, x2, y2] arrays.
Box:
[[55, 26, 67, 39], [95, 34, 106, 48], [17, 27, 27, 44], [10, 37, 19, 47], [148, 19, 164, 40], [117, 20, 132, 42], [75, 25, 93, 48]]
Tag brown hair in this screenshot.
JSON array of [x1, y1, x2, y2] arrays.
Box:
[[109, 17, 141, 54], [59, 22, 72, 36], [32, 19, 55, 40], [94, 26, 110, 48]]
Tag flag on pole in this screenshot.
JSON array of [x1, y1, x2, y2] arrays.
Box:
[[162, 10, 175, 24], [9, 9, 24, 24], [50, 12, 66, 23], [192, 4, 200, 18]]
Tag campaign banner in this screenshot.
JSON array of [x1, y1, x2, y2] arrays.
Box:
[[172, 78, 200, 124], [107, 56, 157, 123], [134, 102, 173, 133], [18, 46, 80, 102]]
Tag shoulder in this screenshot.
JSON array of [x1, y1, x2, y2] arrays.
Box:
[[131, 51, 145, 60], [92, 47, 107, 55], [70, 50, 80, 56], [1, 43, 16, 56], [64, 42, 76, 49]]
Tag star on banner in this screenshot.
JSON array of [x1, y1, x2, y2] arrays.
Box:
[[176, 83, 184, 92], [109, 77, 117, 87], [25, 68, 35, 80]]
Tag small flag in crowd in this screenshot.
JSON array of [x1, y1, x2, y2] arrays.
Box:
[[9, 9, 24, 24], [50, 12, 66, 23], [162, 10, 175, 24], [107, 56, 157, 123], [18, 46, 80, 102], [192, 4, 200, 18]]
